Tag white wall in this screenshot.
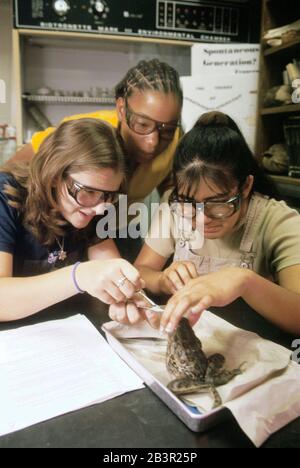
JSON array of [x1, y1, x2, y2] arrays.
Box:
[[0, 0, 13, 126]]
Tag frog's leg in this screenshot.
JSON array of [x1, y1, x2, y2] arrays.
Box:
[[210, 386, 222, 408], [207, 353, 225, 369], [212, 366, 244, 386], [167, 378, 222, 408], [205, 353, 225, 384], [167, 377, 209, 395], [206, 353, 245, 385]]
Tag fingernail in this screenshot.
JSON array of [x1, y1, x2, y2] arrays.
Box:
[[190, 306, 201, 314], [165, 322, 174, 334], [146, 311, 155, 319]]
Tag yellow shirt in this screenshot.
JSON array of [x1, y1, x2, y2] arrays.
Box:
[[31, 109, 180, 205]]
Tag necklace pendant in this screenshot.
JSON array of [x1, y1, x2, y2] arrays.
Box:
[[179, 238, 186, 248], [58, 250, 67, 261], [48, 252, 58, 264]]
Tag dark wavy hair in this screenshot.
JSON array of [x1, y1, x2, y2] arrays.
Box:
[[173, 111, 279, 199], [0, 118, 126, 245]]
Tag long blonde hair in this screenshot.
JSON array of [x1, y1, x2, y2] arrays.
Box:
[[1, 118, 126, 245]]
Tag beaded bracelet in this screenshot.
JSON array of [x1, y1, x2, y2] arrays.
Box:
[[72, 262, 85, 294]]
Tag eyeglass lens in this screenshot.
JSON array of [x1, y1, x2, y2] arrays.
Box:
[[68, 180, 119, 207], [170, 195, 240, 220], [76, 189, 113, 206], [126, 104, 177, 138]]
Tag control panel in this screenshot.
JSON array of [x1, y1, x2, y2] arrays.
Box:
[[14, 0, 259, 43]]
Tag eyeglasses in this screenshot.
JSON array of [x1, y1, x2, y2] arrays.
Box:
[[125, 100, 179, 140], [66, 177, 120, 208], [169, 190, 241, 220]]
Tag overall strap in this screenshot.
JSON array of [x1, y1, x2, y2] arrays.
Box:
[[239, 193, 269, 269]]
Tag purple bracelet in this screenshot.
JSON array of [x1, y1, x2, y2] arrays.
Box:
[[72, 262, 85, 294]]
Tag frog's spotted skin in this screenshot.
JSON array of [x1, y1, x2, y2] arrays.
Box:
[[166, 318, 243, 408]]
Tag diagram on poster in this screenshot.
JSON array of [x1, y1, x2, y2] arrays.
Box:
[[180, 74, 258, 152], [183, 44, 260, 152]]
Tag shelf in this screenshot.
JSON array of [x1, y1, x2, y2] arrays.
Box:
[[270, 175, 300, 186], [264, 38, 300, 57], [22, 94, 115, 105], [18, 28, 194, 48], [255, 1, 300, 161], [270, 175, 300, 202], [261, 104, 300, 115]]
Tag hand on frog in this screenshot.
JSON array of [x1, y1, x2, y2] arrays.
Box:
[[108, 291, 161, 329], [159, 261, 198, 295], [160, 267, 251, 334]]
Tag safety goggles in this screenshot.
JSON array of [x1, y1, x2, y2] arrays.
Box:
[[125, 100, 179, 140], [66, 177, 120, 208], [169, 189, 241, 220]]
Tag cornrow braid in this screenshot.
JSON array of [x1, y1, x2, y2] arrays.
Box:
[[115, 59, 183, 104]]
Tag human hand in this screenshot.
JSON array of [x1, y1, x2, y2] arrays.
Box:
[[76, 259, 144, 304], [159, 261, 198, 295], [160, 267, 251, 334], [108, 296, 161, 329]]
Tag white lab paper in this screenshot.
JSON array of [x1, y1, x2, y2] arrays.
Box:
[[180, 74, 258, 151], [0, 315, 144, 437]]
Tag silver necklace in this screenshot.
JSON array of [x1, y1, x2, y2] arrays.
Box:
[[47, 237, 67, 264], [56, 237, 67, 261]]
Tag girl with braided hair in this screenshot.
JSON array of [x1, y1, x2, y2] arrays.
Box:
[[11, 59, 182, 261], [12, 59, 182, 199]]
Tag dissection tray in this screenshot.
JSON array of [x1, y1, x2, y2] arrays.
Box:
[[102, 321, 228, 432]]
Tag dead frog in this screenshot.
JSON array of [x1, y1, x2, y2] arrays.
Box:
[[166, 318, 243, 408]]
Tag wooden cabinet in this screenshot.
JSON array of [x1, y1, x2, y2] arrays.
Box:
[[256, 0, 300, 202]]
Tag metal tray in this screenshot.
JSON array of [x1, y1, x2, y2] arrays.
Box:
[[102, 323, 228, 432]]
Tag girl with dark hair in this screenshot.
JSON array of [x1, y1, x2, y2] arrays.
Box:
[[111, 111, 300, 334], [0, 119, 143, 321]]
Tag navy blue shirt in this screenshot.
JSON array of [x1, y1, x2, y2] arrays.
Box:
[[0, 172, 90, 276]]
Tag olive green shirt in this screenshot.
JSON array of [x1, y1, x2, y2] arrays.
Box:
[[145, 196, 300, 279]]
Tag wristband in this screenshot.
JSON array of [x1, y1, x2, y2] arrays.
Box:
[[72, 262, 85, 294]]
